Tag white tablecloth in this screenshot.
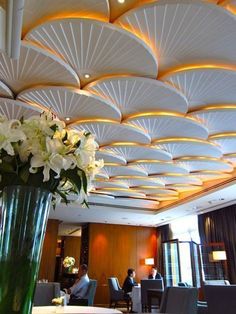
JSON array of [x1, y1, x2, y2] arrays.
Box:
[[131, 286, 141, 313], [33, 306, 122, 314]]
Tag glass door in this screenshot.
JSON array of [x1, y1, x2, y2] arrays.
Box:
[[163, 239, 181, 286]]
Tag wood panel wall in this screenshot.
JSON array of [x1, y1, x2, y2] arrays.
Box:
[[38, 219, 59, 282], [63, 236, 81, 268], [88, 223, 157, 305]]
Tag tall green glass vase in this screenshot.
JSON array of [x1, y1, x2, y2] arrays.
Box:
[[0, 185, 52, 314]]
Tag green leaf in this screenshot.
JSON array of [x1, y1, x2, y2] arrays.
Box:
[[62, 169, 82, 194], [81, 170, 87, 193], [19, 165, 30, 183]]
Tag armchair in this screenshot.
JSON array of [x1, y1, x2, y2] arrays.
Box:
[[108, 277, 130, 311]]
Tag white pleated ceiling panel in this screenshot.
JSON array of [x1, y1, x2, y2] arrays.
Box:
[[164, 68, 236, 110], [0, 98, 41, 119], [190, 171, 232, 182], [175, 157, 233, 173], [150, 174, 202, 186], [100, 143, 172, 162], [125, 113, 209, 140], [85, 77, 188, 115], [147, 195, 178, 201], [190, 107, 236, 135], [96, 151, 126, 165], [95, 188, 146, 198], [210, 134, 236, 154], [112, 176, 165, 188], [133, 186, 178, 195], [116, 0, 236, 73], [92, 180, 129, 189], [224, 154, 236, 167], [102, 164, 148, 177], [129, 160, 188, 175], [154, 138, 222, 158], [166, 184, 202, 192], [70, 120, 150, 145], [24, 18, 158, 86], [18, 86, 121, 122], [0, 42, 79, 94], [23, 0, 109, 34], [0, 82, 13, 98]]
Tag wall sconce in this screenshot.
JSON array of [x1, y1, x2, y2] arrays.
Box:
[[209, 250, 227, 262], [145, 258, 154, 265]]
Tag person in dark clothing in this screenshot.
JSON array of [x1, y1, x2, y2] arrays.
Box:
[[148, 266, 162, 279], [122, 268, 137, 296]]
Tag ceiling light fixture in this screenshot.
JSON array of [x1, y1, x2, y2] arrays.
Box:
[[118, 0, 125, 3], [65, 117, 71, 121], [84, 73, 91, 79]]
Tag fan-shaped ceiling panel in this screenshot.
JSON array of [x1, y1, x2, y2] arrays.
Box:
[[224, 153, 236, 166], [96, 188, 146, 198], [103, 164, 148, 177], [221, 1, 236, 15], [112, 176, 164, 187], [95, 169, 109, 179], [85, 77, 188, 115], [154, 138, 222, 158], [147, 195, 178, 201], [17, 86, 121, 122], [100, 143, 172, 162], [25, 18, 158, 86], [191, 171, 232, 182], [93, 180, 129, 189], [133, 186, 178, 195], [23, 0, 109, 34], [70, 120, 150, 145], [125, 113, 208, 140], [0, 98, 41, 119], [210, 134, 236, 154], [0, 81, 13, 98], [116, 1, 236, 72], [150, 174, 203, 185], [129, 160, 188, 175], [175, 157, 233, 173], [96, 150, 126, 165], [0, 42, 79, 94], [167, 184, 202, 192], [164, 68, 236, 110], [190, 106, 236, 135], [88, 192, 114, 200]]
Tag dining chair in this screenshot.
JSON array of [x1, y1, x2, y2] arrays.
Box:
[[159, 286, 198, 314], [34, 282, 60, 306], [108, 277, 130, 311], [204, 284, 236, 314], [141, 278, 164, 312]]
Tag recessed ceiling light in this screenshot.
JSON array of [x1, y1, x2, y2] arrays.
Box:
[[65, 117, 71, 121], [84, 73, 91, 79], [118, 0, 125, 3]]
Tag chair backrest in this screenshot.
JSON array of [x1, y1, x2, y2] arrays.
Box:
[[160, 286, 198, 314], [108, 277, 120, 292], [34, 282, 60, 306], [203, 279, 230, 286], [85, 279, 97, 306], [205, 285, 236, 314], [141, 279, 164, 306]]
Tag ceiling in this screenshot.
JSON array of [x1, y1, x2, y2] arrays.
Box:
[[1, 0, 236, 225]]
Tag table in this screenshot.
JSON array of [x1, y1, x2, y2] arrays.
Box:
[[147, 289, 163, 312], [33, 306, 122, 314], [131, 285, 141, 312]]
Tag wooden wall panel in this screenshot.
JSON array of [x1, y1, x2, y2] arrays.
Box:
[[88, 223, 157, 305], [63, 236, 81, 268], [39, 219, 59, 282]]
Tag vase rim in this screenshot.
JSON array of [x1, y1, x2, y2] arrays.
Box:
[[3, 185, 52, 194]]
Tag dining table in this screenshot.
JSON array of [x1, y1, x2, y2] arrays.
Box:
[[32, 306, 122, 314]]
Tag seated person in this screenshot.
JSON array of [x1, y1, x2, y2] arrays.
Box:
[[67, 264, 90, 305], [122, 268, 137, 298], [148, 266, 162, 279]]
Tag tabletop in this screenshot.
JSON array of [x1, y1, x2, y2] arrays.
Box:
[[33, 306, 122, 314]]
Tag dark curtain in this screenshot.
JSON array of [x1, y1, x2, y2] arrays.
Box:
[[198, 205, 236, 283], [156, 224, 171, 277]]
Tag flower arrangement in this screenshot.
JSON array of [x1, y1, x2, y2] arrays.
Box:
[[63, 256, 75, 268], [0, 112, 103, 205]]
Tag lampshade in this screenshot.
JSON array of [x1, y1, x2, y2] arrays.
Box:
[[212, 250, 227, 261], [145, 258, 154, 265]]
